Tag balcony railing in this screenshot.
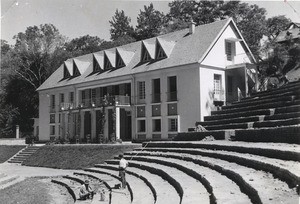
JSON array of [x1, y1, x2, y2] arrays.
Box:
[[80, 95, 131, 108], [152, 93, 161, 103], [167, 91, 177, 102], [59, 103, 75, 111]]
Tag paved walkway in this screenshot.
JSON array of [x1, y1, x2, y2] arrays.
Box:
[[0, 163, 79, 178]]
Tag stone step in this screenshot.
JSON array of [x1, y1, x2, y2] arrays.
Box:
[[248, 81, 300, 99], [129, 149, 298, 204], [203, 117, 300, 131], [94, 163, 181, 204], [123, 153, 251, 204], [174, 130, 230, 141], [84, 168, 152, 204], [7, 160, 24, 164], [204, 108, 273, 121], [212, 98, 300, 116], [139, 147, 300, 189], [139, 141, 300, 162], [234, 125, 300, 144], [223, 94, 297, 110]]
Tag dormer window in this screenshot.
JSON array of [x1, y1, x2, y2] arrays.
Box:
[[141, 43, 151, 62], [63, 63, 71, 79], [116, 50, 125, 68], [225, 40, 236, 61], [155, 42, 167, 60], [73, 60, 80, 76], [104, 53, 113, 70], [93, 55, 101, 72]]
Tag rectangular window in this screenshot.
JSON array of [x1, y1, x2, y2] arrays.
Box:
[[169, 118, 178, 131], [152, 78, 161, 103], [69, 92, 74, 103], [50, 125, 55, 135], [50, 114, 55, 123], [225, 41, 235, 61], [50, 95, 55, 109], [60, 93, 64, 103], [153, 119, 161, 132], [168, 76, 177, 101], [91, 89, 96, 99], [138, 81, 146, 100], [214, 74, 222, 100], [137, 120, 146, 132]]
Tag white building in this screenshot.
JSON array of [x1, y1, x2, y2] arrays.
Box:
[[37, 18, 257, 142]]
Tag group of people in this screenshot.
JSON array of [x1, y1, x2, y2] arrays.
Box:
[[79, 154, 129, 200]]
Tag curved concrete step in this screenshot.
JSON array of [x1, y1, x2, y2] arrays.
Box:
[[141, 141, 300, 162], [84, 167, 143, 204], [51, 178, 77, 202], [124, 153, 251, 204], [140, 147, 300, 189], [94, 163, 180, 204], [119, 158, 211, 204], [133, 149, 298, 204]]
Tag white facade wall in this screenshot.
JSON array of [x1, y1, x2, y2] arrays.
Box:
[[199, 67, 226, 121], [202, 24, 252, 68], [133, 64, 201, 140]]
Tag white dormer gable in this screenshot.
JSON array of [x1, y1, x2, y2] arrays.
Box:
[[93, 53, 104, 72], [142, 40, 156, 60], [156, 37, 176, 58], [104, 50, 115, 70], [116, 48, 135, 68], [73, 58, 91, 75]]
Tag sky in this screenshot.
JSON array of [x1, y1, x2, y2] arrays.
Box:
[[1, 0, 300, 45]]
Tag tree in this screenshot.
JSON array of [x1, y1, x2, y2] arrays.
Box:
[[12, 24, 66, 89], [135, 3, 166, 40], [265, 16, 291, 41], [109, 10, 135, 41], [65, 35, 104, 57]]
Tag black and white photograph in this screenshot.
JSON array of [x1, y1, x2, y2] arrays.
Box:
[[0, 0, 300, 203]]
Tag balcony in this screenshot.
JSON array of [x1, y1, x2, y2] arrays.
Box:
[[59, 103, 75, 111], [167, 91, 177, 102], [152, 93, 161, 103], [80, 95, 131, 108]]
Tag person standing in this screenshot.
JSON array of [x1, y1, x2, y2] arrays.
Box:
[[119, 154, 128, 189]]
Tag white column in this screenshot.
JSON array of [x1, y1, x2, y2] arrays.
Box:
[[80, 111, 85, 139], [16, 125, 19, 139], [116, 107, 120, 140], [91, 110, 96, 141]]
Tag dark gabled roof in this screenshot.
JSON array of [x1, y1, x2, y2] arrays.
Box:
[[37, 18, 254, 91]]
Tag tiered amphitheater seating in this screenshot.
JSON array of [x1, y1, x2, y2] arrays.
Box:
[[78, 141, 298, 204], [175, 81, 300, 143]]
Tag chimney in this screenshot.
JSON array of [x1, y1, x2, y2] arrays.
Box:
[[189, 20, 195, 34]]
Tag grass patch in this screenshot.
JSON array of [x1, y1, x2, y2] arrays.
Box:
[[0, 178, 52, 204], [23, 144, 141, 169], [0, 145, 26, 163]]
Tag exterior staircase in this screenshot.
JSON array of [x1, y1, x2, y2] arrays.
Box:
[[175, 80, 300, 143], [7, 146, 40, 164]]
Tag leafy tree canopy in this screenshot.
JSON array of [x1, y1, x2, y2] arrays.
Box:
[[135, 3, 166, 40], [109, 10, 135, 41]]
